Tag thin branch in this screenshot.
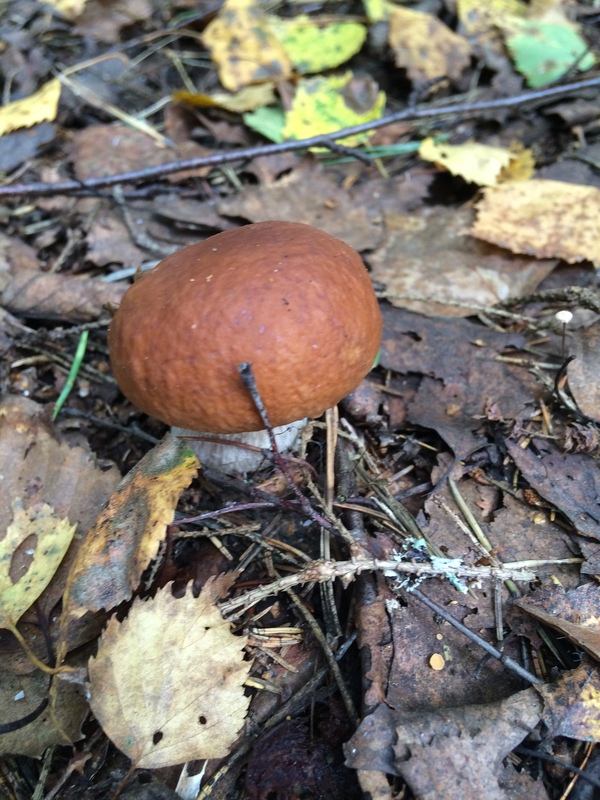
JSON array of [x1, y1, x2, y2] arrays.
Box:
[[219, 557, 537, 617], [3, 75, 600, 197]]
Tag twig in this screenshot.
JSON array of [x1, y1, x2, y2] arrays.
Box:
[[410, 589, 543, 685], [3, 75, 600, 197], [219, 557, 537, 617]]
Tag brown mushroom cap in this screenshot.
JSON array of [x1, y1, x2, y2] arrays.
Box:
[[108, 221, 382, 433]]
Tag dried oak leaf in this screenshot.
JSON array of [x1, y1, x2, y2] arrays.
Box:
[[88, 579, 251, 769], [535, 665, 600, 742], [471, 180, 600, 266], [63, 434, 199, 619]]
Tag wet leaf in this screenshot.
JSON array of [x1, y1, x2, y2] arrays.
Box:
[[63, 435, 199, 619], [537, 666, 600, 741], [516, 583, 600, 663], [0, 79, 61, 137], [88, 579, 251, 768], [472, 180, 600, 266], [174, 84, 276, 114]]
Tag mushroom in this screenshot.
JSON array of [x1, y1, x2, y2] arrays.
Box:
[[108, 221, 382, 474]]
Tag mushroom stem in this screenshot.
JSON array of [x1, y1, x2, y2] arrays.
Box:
[[171, 419, 308, 476]]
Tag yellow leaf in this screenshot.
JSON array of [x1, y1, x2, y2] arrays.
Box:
[[472, 180, 600, 266], [388, 7, 471, 86], [0, 79, 61, 137], [0, 499, 75, 628], [42, 0, 88, 19], [419, 138, 534, 186], [202, 0, 292, 92], [63, 434, 199, 619], [282, 72, 385, 146], [174, 83, 276, 114], [88, 580, 251, 768], [537, 666, 600, 742], [456, 0, 527, 39]]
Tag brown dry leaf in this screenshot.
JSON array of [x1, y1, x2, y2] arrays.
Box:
[[566, 321, 600, 422], [1, 270, 126, 322], [369, 207, 556, 317], [88, 579, 251, 768], [472, 180, 600, 266], [70, 124, 212, 182], [63, 435, 198, 620], [73, 0, 152, 43], [202, 0, 292, 92], [388, 7, 470, 87], [516, 583, 600, 663], [218, 161, 382, 252], [536, 665, 600, 742], [345, 690, 544, 799], [380, 305, 544, 457], [0, 662, 88, 757], [506, 438, 600, 540]]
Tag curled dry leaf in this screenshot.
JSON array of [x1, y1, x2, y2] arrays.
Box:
[[88, 579, 251, 769]]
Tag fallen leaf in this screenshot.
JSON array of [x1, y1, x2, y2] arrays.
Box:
[[506, 438, 600, 540], [202, 0, 292, 92], [419, 138, 534, 186], [505, 18, 595, 88], [0, 79, 61, 137], [42, 0, 88, 19], [270, 15, 367, 75], [282, 72, 385, 146], [388, 7, 470, 87], [88, 579, 251, 768], [174, 84, 277, 114], [536, 665, 600, 741], [369, 207, 555, 317], [566, 321, 600, 422], [0, 500, 75, 630], [472, 180, 600, 266], [63, 434, 199, 620], [516, 583, 600, 663]]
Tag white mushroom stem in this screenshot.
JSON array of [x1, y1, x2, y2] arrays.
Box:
[[171, 418, 308, 476]]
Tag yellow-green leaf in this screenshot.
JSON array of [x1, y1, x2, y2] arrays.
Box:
[[282, 72, 385, 146], [270, 15, 367, 75], [0, 500, 75, 628]]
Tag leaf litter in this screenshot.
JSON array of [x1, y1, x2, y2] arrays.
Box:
[[1, 0, 600, 797]]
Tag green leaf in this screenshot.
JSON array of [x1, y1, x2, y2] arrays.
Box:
[[243, 105, 286, 143], [507, 20, 595, 88], [270, 15, 367, 75]]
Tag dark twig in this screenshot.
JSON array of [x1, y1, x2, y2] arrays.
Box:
[[410, 588, 544, 685], [3, 75, 600, 197], [237, 362, 335, 531], [516, 746, 600, 791]]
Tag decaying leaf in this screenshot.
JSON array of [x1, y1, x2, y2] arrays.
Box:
[[0, 500, 75, 630], [202, 0, 292, 92], [0, 79, 61, 137], [63, 434, 198, 619], [174, 84, 277, 114], [388, 7, 470, 87], [516, 583, 600, 663], [471, 180, 600, 266], [282, 72, 385, 145], [88, 579, 251, 768], [536, 666, 600, 742], [419, 138, 534, 187]]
